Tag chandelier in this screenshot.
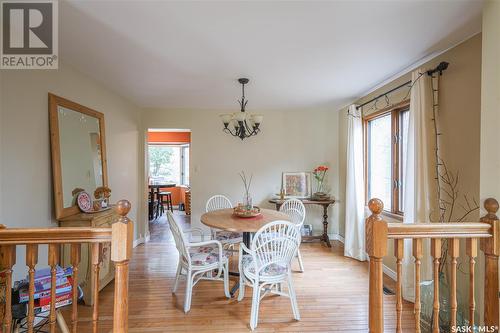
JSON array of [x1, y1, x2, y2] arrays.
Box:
[[220, 78, 263, 140]]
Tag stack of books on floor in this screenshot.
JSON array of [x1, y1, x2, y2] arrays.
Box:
[[18, 266, 73, 314]]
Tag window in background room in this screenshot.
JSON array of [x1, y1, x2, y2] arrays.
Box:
[[365, 105, 409, 215], [148, 144, 190, 186]]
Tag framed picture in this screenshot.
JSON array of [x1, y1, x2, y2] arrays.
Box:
[[282, 172, 312, 198]]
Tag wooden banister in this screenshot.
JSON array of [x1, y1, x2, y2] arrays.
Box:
[[480, 198, 500, 329], [0, 227, 112, 244], [111, 200, 133, 333], [387, 222, 492, 239], [366, 197, 500, 333], [0, 199, 133, 332], [365, 198, 387, 333]]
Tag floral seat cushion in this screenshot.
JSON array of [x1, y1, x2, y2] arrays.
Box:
[[241, 254, 288, 277], [188, 245, 229, 266], [215, 231, 243, 244]]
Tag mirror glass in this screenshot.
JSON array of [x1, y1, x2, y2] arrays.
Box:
[[58, 106, 104, 208]]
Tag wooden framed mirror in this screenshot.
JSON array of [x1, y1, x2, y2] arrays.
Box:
[[49, 93, 108, 219]]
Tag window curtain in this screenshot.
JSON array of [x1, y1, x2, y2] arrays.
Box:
[[344, 105, 367, 261], [401, 69, 437, 301]]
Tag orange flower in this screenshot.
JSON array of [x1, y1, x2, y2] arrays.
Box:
[[314, 165, 329, 172]]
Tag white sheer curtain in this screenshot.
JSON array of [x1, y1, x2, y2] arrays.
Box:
[[344, 105, 367, 261], [401, 69, 437, 300]]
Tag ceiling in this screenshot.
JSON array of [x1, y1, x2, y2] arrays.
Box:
[[60, 0, 483, 111]]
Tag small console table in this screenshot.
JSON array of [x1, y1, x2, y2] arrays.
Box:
[[268, 198, 336, 247]]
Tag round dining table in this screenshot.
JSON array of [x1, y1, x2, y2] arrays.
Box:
[[200, 208, 290, 296], [201, 208, 290, 247]]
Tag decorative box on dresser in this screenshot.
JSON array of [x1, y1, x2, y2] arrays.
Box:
[[57, 208, 118, 305]]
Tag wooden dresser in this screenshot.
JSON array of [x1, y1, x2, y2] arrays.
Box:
[[58, 208, 118, 305]]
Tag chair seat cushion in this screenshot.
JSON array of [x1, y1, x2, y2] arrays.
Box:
[[241, 254, 288, 277], [189, 245, 228, 266], [215, 231, 243, 244]]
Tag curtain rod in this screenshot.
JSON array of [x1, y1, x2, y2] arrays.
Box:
[[355, 61, 449, 110]]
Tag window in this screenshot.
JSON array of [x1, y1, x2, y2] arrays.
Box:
[[364, 105, 409, 215], [148, 144, 190, 186]]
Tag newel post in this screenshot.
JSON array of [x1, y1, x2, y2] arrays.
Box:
[[366, 198, 388, 333], [480, 198, 500, 329], [111, 200, 133, 333]]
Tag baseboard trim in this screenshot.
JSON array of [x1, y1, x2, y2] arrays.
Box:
[[133, 237, 145, 248], [328, 233, 345, 243], [145, 233, 151, 243], [383, 264, 397, 281]]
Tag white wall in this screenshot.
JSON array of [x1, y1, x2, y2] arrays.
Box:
[[142, 107, 340, 238], [1, 62, 144, 280], [480, 0, 500, 202], [479, 0, 500, 324]]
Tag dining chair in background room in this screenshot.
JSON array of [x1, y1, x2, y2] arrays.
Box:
[[279, 198, 306, 272], [237, 220, 301, 330], [167, 211, 230, 313], [159, 190, 174, 214], [205, 195, 243, 249]]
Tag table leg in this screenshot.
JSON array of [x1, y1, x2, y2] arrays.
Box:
[[322, 204, 331, 247]]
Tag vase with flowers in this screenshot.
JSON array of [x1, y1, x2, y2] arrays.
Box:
[[312, 165, 330, 200]]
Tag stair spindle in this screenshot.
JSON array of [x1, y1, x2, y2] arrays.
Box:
[[91, 243, 103, 333], [71, 244, 81, 333], [466, 238, 477, 328], [394, 239, 404, 333], [449, 238, 459, 328], [0, 243, 15, 333], [413, 238, 423, 333], [48, 244, 59, 333], [26, 244, 38, 333], [431, 238, 441, 333]]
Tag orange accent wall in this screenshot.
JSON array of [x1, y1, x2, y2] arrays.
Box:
[[148, 131, 191, 143], [160, 186, 188, 206]]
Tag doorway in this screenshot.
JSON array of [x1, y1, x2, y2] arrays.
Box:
[[146, 129, 191, 241]]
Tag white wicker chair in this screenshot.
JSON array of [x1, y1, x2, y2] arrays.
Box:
[[206, 195, 243, 247], [237, 220, 301, 330], [279, 199, 306, 272], [167, 211, 230, 313]]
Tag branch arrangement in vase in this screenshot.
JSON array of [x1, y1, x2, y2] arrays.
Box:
[[239, 171, 253, 209]]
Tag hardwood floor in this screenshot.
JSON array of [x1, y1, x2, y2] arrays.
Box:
[[62, 212, 415, 332]]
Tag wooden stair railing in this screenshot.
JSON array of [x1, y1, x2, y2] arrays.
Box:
[[0, 199, 133, 333], [366, 197, 500, 333]]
